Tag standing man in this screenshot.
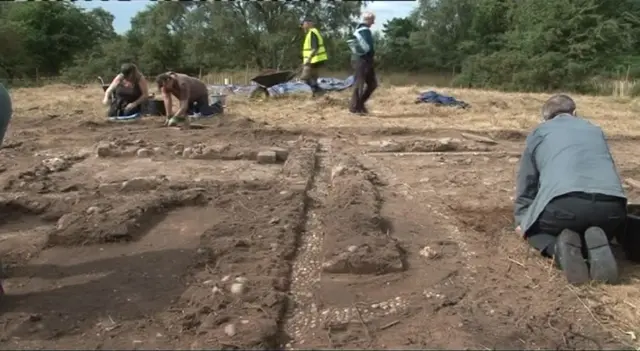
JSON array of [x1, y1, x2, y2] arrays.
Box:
[[514, 94, 627, 285], [300, 18, 328, 97], [348, 12, 377, 115]]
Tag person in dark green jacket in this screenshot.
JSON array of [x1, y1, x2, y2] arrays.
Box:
[[0, 83, 12, 147], [348, 12, 377, 115]]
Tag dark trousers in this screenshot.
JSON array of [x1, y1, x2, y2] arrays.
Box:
[[187, 94, 223, 116], [107, 94, 142, 117], [350, 58, 377, 112], [300, 61, 325, 94], [527, 192, 627, 258]]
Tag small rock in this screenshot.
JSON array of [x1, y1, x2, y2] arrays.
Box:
[[240, 320, 249, 325], [235, 276, 248, 284], [269, 217, 280, 225], [98, 183, 120, 193], [42, 157, 69, 172], [182, 147, 193, 158], [230, 282, 244, 295], [507, 157, 520, 164], [57, 213, 80, 230], [256, 150, 277, 164], [221, 275, 231, 282], [172, 144, 185, 153], [419, 246, 439, 259], [347, 245, 358, 253], [224, 324, 236, 337], [136, 148, 153, 157], [270, 147, 289, 162], [86, 206, 101, 215], [211, 286, 221, 294], [460, 132, 497, 145], [152, 147, 163, 154], [120, 177, 160, 192], [330, 165, 346, 182], [379, 140, 403, 152], [96, 142, 113, 157]]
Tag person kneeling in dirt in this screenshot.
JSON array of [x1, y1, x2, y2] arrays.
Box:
[[514, 94, 627, 285], [155, 72, 221, 128], [102, 63, 149, 117]]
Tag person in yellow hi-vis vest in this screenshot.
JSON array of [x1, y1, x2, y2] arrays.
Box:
[[300, 17, 328, 97]]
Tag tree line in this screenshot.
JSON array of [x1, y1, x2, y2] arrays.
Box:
[[1, 0, 640, 94]]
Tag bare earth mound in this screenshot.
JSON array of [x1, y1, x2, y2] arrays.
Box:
[[322, 154, 405, 275]]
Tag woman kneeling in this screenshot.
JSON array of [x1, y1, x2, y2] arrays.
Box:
[[103, 63, 149, 117]]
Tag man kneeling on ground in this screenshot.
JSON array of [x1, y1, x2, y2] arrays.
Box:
[[514, 94, 626, 285], [155, 72, 215, 128]]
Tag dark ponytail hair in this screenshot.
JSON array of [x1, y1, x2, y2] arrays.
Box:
[[120, 63, 139, 81]]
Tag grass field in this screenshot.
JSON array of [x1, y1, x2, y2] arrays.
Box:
[[1, 81, 640, 349]]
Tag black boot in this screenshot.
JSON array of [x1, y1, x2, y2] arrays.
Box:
[[584, 226, 618, 283], [554, 229, 589, 285]]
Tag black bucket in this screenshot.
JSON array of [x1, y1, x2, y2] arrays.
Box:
[[620, 211, 640, 262], [143, 99, 166, 116]]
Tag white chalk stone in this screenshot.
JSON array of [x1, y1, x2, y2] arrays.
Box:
[[257, 150, 277, 164]]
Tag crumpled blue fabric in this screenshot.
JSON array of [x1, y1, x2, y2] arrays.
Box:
[[208, 75, 355, 98], [416, 91, 470, 109], [108, 113, 141, 121]]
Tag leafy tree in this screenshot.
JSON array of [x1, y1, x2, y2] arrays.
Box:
[[2, 0, 640, 93]]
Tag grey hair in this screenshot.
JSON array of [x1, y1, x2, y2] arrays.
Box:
[[541, 94, 576, 120]]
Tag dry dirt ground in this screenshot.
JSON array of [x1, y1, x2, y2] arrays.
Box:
[[1, 83, 640, 349]]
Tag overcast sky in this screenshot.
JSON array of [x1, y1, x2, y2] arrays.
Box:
[[77, 1, 419, 34]]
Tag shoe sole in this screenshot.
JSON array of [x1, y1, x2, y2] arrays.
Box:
[[585, 227, 618, 284], [556, 229, 590, 285]]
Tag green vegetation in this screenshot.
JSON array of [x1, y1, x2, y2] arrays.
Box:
[[1, 0, 640, 94]]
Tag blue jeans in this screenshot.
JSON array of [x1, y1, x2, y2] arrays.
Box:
[[0, 84, 12, 146]]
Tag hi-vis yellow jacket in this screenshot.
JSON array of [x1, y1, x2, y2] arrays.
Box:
[[302, 28, 328, 64]]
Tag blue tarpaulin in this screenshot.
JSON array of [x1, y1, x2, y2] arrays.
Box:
[[208, 76, 355, 98], [108, 113, 141, 121], [416, 91, 470, 109]]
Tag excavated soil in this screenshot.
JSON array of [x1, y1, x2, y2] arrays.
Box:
[[0, 103, 638, 350]]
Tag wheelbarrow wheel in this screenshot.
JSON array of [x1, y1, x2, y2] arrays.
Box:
[[250, 86, 269, 100]]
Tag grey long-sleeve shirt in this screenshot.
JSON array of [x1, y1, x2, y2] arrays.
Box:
[[514, 114, 626, 236]]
